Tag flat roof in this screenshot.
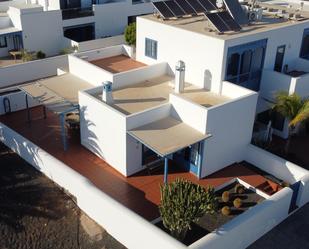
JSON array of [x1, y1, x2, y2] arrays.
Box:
[[20, 73, 93, 114], [128, 116, 210, 157], [92, 75, 230, 115], [141, 12, 309, 40], [89, 55, 146, 73]]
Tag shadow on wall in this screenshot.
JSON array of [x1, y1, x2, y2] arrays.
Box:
[[204, 70, 212, 91], [79, 105, 103, 158], [0, 143, 70, 232]]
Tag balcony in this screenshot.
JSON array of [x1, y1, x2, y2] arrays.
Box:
[[62, 7, 94, 20], [260, 58, 309, 101]]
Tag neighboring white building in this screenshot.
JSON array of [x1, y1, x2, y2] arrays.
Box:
[[0, 0, 156, 57]]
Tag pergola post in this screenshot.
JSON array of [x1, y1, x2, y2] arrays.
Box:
[[60, 113, 67, 151], [164, 157, 169, 184], [25, 94, 31, 123]]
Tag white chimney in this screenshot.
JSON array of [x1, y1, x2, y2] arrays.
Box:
[[175, 60, 185, 93], [102, 81, 113, 104]]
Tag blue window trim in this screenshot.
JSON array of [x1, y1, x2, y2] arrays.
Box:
[[300, 28, 309, 59], [145, 38, 157, 59]]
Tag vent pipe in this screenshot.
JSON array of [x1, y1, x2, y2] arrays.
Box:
[[102, 81, 113, 104], [175, 60, 185, 93]]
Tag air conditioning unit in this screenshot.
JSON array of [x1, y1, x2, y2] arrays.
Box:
[[248, 8, 263, 22]]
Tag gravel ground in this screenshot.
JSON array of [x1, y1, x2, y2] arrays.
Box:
[[0, 142, 126, 249]]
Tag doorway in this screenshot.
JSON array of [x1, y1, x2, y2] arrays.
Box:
[[174, 142, 203, 177]]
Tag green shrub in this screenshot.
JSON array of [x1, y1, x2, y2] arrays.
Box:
[[222, 191, 230, 202], [21, 50, 34, 62], [159, 178, 217, 241], [235, 183, 245, 194], [221, 206, 231, 216], [36, 50, 46, 59], [60, 45, 78, 55], [233, 198, 242, 208], [124, 22, 136, 46]]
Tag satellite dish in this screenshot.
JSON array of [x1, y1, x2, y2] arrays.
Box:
[[216, 0, 223, 8]]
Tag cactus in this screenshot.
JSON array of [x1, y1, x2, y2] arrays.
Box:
[[159, 178, 218, 241], [222, 191, 230, 202], [233, 198, 242, 208], [221, 206, 231, 216], [235, 183, 245, 194]]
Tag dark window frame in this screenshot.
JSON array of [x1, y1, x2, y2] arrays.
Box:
[[274, 45, 286, 72], [300, 28, 309, 60], [0, 36, 7, 48]]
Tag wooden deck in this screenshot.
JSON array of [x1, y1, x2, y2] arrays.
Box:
[[89, 55, 146, 73], [0, 107, 281, 221]]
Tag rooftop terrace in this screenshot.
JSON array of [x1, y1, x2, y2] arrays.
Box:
[[92, 75, 230, 115], [142, 12, 309, 40], [89, 55, 146, 73]]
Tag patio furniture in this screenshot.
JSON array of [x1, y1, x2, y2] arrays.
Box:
[[9, 50, 22, 63]]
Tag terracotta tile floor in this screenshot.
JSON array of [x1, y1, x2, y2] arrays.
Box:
[[89, 55, 146, 73], [0, 107, 281, 221]]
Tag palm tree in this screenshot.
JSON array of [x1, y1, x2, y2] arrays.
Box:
[[273, 91, 309, 154]]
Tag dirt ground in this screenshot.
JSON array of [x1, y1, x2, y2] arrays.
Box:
[[0, 142, 126, 249]]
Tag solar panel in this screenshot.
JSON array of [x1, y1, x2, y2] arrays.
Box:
[[197, 0, 217, 11], [164, 0, 186, 17], [174, 0, 196, 15], [205, 11, 241, 33], [205, 12, 230, 33], [219, 11, 241, 30], [186, 0, 206, 13], [223, 0, 248, 25], [153, 1, 175, 19]]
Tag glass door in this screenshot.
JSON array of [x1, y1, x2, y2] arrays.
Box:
[[274, 45, 286, 72]]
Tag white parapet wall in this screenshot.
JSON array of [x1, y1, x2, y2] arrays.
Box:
[[190, 187, 293, 249], [74, 36, 125, 52], [0, 55, 69, 89], [0, 122, 186, 249], [112, 62, 168, 90], [68, 55, 113, 86], [75, 45, 126, 62], [245, 144, 309, 208]]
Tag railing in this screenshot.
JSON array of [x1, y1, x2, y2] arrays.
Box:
[[62, 7, 94, 20]]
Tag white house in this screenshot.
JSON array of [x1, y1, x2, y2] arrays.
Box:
[[1, 1, 309, 249]]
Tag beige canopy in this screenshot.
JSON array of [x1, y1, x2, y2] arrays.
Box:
[[128, 116, 211, 157], [20, 73, 93, 114]]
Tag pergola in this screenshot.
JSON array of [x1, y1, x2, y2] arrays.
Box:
[[128, 116, 211, 183], [19, 73, 93, 150]]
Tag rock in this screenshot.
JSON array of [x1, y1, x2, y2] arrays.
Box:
[[80, 213, 104, 242]]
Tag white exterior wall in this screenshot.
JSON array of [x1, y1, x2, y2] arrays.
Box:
[[20, 9, 64, 56], [0, 55, 68, 88], [136, 17, 226, 92], [202, 91, 258, 177], [68, 54, 113, 86], [190, 187, 293, 249], [79, 90, 128, 176], [126, 103, 171, 175], [0, 91, 39, 115], [93, 1, 153, 38]]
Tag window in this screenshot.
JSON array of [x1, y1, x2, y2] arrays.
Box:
[[0, 37, 7, 48], [274, 45, 285, 72], [225, 39, 267, 91], [145, 38, 157, 59], [300, 29, 309, 59]]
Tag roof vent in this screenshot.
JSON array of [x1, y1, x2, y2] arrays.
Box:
[[175, 61, 185, 94], [102, 81, 113, 104]]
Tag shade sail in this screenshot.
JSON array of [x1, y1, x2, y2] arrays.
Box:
[[128, 116, 211, 157], [20, 73, 93, 114]]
